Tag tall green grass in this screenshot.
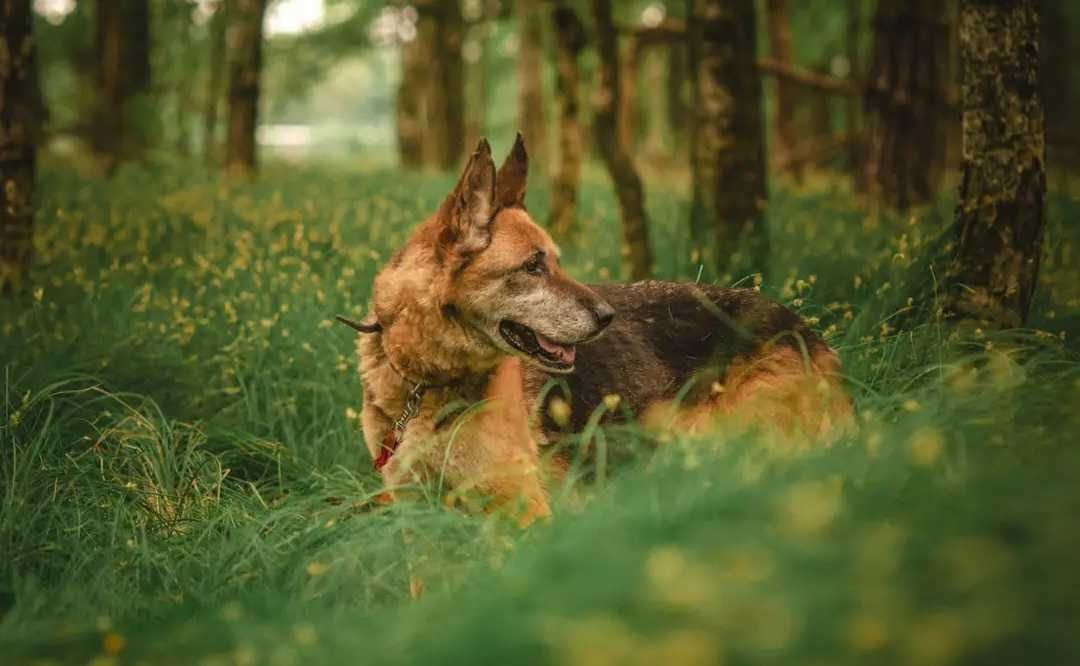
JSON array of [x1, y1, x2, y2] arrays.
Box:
[[1, 160, 1079, 665]]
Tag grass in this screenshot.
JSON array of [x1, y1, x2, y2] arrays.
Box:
[[1, 157, 1079, 665]]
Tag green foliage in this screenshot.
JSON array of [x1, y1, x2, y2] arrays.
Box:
[[1, 163, 1079, 664]]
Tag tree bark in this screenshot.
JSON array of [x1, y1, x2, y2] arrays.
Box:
[[765, 0, 798, 177], [688, 0, 768, 278], [861, 0, 951, 209], [617, 36, 638, 154], [946, 0, 1045, 327], [203, 0, 227, 165], [591, 0, 653, 280], [464, 6, 490, 151], [845, 0, 862, 173], [397, 15, 430, 169], [666, 41, 689, 150], [91, 0, 151, 169], [225, 0, 268, 177], [428, 0, 465, 170], [517, 0, 548, 171], [402, 0, 465, 171], [549, 4, 586, 238], [0, 0, 40, 293], [1040, 0, 1073, 171]]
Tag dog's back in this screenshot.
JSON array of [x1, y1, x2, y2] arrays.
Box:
[[524, 281, 851, 442]]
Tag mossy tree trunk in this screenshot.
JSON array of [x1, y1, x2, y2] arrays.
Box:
[[946, 0, 1045, 327], [862, 0, 951, 209], [517, 0, 548, 171], [591, 0, 653, 280], [225, 0, 267, 177], [549, 4, 586, 238], [688, 0, 768, 279], [91, 0, 151, 170], [0, 0, 40, 294]]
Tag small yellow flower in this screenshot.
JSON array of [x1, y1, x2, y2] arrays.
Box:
[[102, 632, 125, 655], [909, 428, 945, 467]]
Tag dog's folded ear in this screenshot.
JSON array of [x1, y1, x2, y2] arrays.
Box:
[[495, 132, 528, 209], [440, 138, 496, 254]]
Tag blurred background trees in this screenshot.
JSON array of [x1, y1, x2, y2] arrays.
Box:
[[1, 0, 41, 293], [4, 0, 1074, 324]]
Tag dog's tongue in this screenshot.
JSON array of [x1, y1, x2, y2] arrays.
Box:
[[535, 331, 576, 364]]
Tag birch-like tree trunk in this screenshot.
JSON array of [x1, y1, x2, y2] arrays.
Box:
[[0, 0, 40, 293], [688, 0, 768, 278], [591, 0, 653, 280], [225, 0, 268, 177], [946, 0, 1045, 327], [549, 4, 586, 238]]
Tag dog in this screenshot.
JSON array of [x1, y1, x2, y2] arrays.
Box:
[[339, 134, 851, 525]]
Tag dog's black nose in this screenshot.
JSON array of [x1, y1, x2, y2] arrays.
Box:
[[593, 302, 615, 330]]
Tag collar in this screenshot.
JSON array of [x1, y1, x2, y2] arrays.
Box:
[[374, 381, 427, 471]]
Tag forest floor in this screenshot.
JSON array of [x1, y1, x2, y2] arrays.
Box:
[[2, 160, 1079, 665]]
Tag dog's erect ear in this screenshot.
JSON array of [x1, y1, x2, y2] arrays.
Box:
[[495, 132, 528, 209], [441, 138, 496, 253]]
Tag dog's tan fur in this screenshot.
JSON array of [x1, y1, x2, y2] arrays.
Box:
[[349, 135, 851, 525]]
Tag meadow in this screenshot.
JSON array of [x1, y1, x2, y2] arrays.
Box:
[[2, 157, 1079, 665]]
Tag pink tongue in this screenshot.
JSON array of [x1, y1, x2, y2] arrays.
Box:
[[534, 332, 576, 364]]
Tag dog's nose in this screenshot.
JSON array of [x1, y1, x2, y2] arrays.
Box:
[[593, 302, 615, 330]]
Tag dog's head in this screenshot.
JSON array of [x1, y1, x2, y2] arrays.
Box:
[[364, 135, 614, 379]]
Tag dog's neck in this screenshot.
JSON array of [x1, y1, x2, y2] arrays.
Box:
[[358, 326, 503, 403]]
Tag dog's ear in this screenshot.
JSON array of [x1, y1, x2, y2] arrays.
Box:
[[495, 132, 528, 209], [441, 138, 496, 253]]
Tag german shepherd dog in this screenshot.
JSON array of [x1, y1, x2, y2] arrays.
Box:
[[340, 135, 851, 525]]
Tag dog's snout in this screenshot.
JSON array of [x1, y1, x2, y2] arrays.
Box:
[[593, 301, 615, 331]]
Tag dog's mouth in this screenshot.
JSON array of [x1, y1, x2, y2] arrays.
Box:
[[498, 320, 576, 372]]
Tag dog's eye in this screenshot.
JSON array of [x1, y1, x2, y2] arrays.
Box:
[[523, 253, 546, 275]]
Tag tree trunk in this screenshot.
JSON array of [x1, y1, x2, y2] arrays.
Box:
[[862, 0, 951, 209], [203, 0, 227, 165], [397, 16, 430, 169], [1040, 0, 1073, 172], [427, 0, 465, 170], [517, 0, 548, 171], [666, 41, 689, 151], [845, 0, 862, 173], [766, 0, 798, 178], [549, 4, 586, 238], [225, 0, 268, 177], [946, 0, 1045, 327], [464, 7, 490, 150], [617, 36, 638, 154], [0, 0, 40, 294], [591, 0, 653, 280], [688, 0, 768, 279], [403, 1, 466, 171], [91, 0, 151, 169]]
